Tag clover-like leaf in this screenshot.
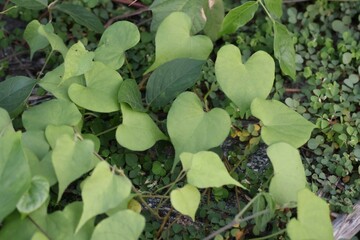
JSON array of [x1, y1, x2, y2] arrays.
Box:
[[76, 161, 132, 232], [145, 12, 213, 74], [68, 61, 123, 113], [116, 103, 167, 151], [52, 135, 95, 202], [287, 188, 334, 240], [170, 184, 200, 221], [91, 210, 145, 240], [63, 41, 95, 80], [267, 142, 307, 205], [95, 21, 140, 70], [167, 92, 231, 168], [180, 151, 244, 188], [215, 44, 275, 116], [251, 98, 315, 148]]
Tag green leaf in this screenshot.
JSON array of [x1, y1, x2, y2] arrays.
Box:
[[180, 151, 243, 188], [253, 193, 275, 232], [47, 202, 94, 240], [10, 0, 47, 10], [63, 41, 95, 80], [220, 1, 258, 35], [45, 125, 74, 149], [52, 135, 95, 202], [267, 142, 307, 205], [22, 99, 82, 131], [116, 103, 167, 151], [94, 21, 140, 70], [91, 210, 145, 240], [264, 0, 283, 19], [16, 176, 49, 215], [68, 61, 123, 113], [287, 189, 334, 240], [0, 76, 37, 117], [203, 0, 225, 41], [215, 44, 274, 116], [39, 64, 85, 101], [0, 108, 14, 137], [167, 92, 231, 168], [32, 152, 58, 186], [37, 23, 68, 57], [24, 20, 50, 59], [76, 161, 132, 232], [150, 0, 207, 33], [145, 12, 213, 74], [251, 98, 315, 148], [146, 58, 205, 108], [170, 184, 200, 221], [118, 79, 145, 112], [55, 3, 104, 33], [0, 132, 31, 222], [274, 22, 296, 80], [22, 131, 50, 160], [31, 231, 48, 240]]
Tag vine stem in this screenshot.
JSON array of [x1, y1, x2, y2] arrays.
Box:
[[0, 5, 17, 15], [37, 50, 54, 80], [248, 229, 287, 240], [257, 0, 275, 23], [28, 216, 52, 239], [95, 125, 119, 136]]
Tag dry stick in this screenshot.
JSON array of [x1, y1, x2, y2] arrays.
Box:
[[104, 7, 149, 28], [156, 208, 172, 238], [285, 88, 301, 93]]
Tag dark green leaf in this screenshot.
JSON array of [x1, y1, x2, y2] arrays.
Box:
[[10, 0, 47, 10], [118, 79, 145, 112], [0, 76, 37, 117], [146, 58, 205, 108], [220, 1, 258, 35], [274, 22, 296, 80], [55, 3, 104, 33], [203, 0, 225, 41]]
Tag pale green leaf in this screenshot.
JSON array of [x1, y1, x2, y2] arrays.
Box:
[[118, 79, 145, 112], [38, 23, 68, 57], [22, 131, 50, 160], [274, 22, 296, 80], [63, 41, 95, 80], [22, 99, 82, 131], [0, 108, 14, 137], [31, 231, 49, 240], [39, 64, 85, 101], [45, 124, 74, 149], [55, 3, 104, 33], [251, 98, 315, 148], [215, 44, 274, 116], [76, 161, 132, 232], [0, 76, 37, 117], [167, 92, 231, 168], [170, 184, 200, 221], [287, 188, 334, 240], [0, 132, 31, 222], [24, 20, 50, 59], [150, 0, 207, 33], [264, 0, 283, 19], [145, 12, 213, 74], [33, 152, 57, 186], [10, 0, 47, 10], [146, 58, 205, 108], [203, 0, 225, 41], [267, 142, 307, 205], [68, 61, 123, 113], [91, 210, 145, 240], [52, 135, 95, 202], [220, 1, 258, 35], [94, 21, 140, 70], [116, 103, 167, 151], [180, 151, 243, 188], [16, 176, 50, 215]]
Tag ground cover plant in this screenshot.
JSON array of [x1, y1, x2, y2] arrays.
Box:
[[0, 0, 359, 239]]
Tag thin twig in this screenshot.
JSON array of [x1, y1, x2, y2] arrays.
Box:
[[104, 7, 149, 28], [112, 0, 146, 8]]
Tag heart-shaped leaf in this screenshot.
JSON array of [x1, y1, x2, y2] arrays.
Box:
[[146, 58, 205, 108], [145, 12, 213, 74], [215, 44, 275, 116], [76, 161, 132, 232], [170, 184, 200, 221], [267, 142, 307, 205], [264, 0, 283, 19], [37, 23, 68, 57], [22, 131, 50, 160], [180, 151, 244, 188], [287, 189, 334, 240], [118, 79, 145, 112], [251, 98, 315, 148], [45, 124, 74, 149], [16, 176, 49, 215], [24, 20, 50, 59], [116, 103, 167, 151], [91, 210, 145, 240], [167, 92, 231, 168], [68, 61, 123, 113], [95, 21, 140, 70]]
